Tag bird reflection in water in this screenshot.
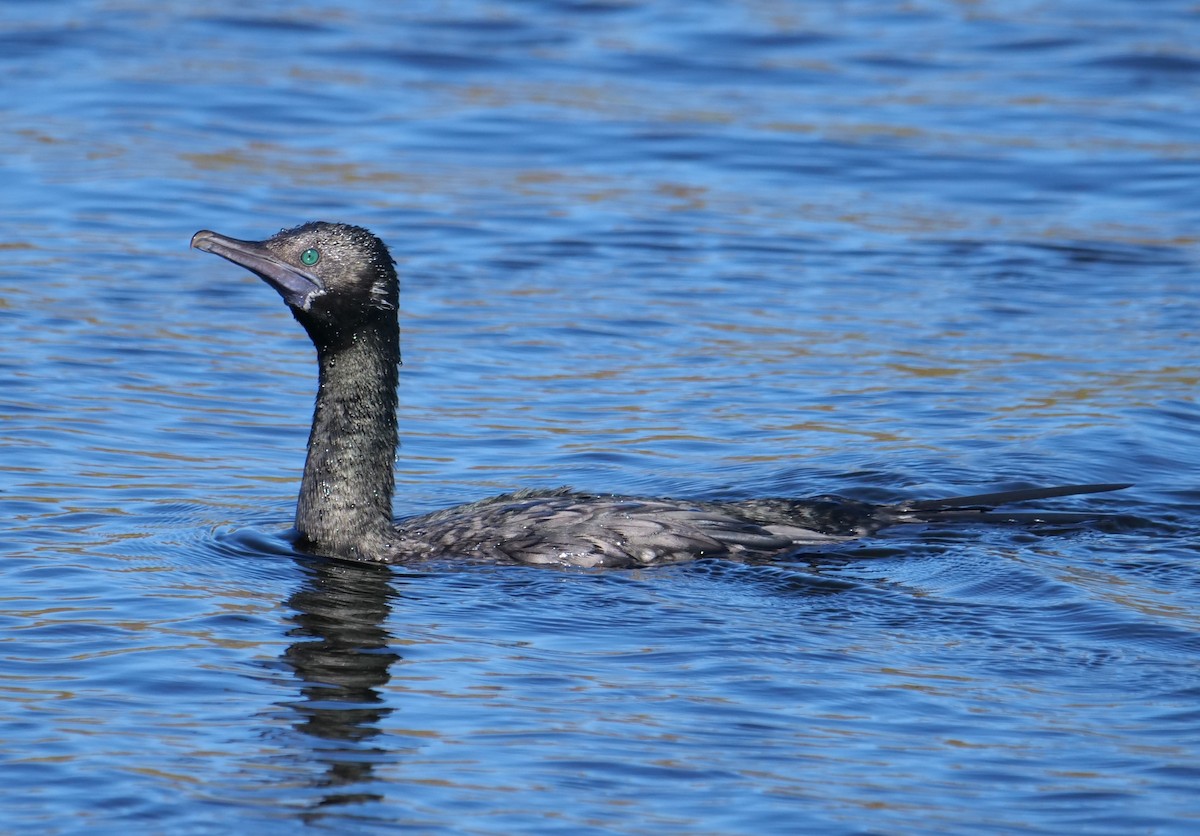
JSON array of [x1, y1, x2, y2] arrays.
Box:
[[279, 558, 402, 817]]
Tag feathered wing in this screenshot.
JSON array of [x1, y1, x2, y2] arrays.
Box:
[[395, 483, 1131, 568], [398, 490, 854, 567]]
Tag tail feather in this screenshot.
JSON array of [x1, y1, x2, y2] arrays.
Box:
[[896, 483, 1132, 513], [879, 482, 1132, 528]]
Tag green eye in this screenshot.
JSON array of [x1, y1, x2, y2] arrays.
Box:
[[300, 248, 320, 266]]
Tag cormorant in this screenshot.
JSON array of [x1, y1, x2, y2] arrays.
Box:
[[191, 222, 1128, 567]]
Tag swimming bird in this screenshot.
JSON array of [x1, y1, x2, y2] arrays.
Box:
[[190, 222, 1129, 568]]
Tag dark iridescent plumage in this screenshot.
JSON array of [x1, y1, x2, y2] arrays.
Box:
[[191, 222, 1128, 568]]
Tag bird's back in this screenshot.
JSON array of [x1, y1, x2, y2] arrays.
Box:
[[393, 488, 876, 567]]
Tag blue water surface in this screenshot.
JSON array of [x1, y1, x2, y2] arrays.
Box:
[[2, 1, 1199, 832]]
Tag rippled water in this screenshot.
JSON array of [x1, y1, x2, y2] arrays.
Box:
[[3, 1, 1200, 832]]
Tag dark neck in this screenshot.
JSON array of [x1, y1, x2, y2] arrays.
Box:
[[296, 318, 399, 559]]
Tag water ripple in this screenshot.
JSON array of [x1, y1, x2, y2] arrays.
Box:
[[1, 0, 1198, 832]]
